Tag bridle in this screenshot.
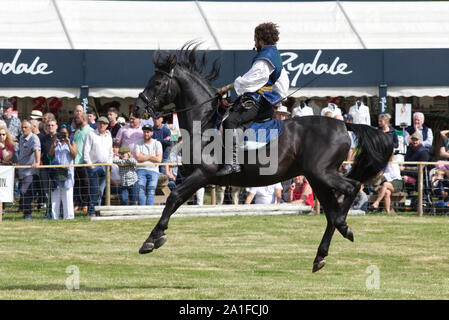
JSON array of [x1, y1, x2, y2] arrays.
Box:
[[137, 66, 220, 119]]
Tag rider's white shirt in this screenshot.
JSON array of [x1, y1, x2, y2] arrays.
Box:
[[234, 59, 289, 100]]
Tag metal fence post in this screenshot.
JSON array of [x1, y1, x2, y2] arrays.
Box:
[[418, 163, 423, 217], [105, 164, 111, 206]]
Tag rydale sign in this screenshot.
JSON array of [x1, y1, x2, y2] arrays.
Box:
[[0, 49, 53, 76], [281, 49, 353, 86]]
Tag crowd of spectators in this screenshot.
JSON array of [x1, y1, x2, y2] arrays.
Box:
[[0, 97, 445, 219]]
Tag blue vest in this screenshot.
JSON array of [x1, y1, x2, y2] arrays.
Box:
[[406, 125, 429, 142], [248, 46, 283, 105]]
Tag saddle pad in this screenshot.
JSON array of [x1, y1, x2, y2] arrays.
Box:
[[242, 119, 284, 150]]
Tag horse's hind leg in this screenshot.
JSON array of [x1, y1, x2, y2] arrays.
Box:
[[309, 170, 359, 240], [334, 179, 361, 242], [307, 178, 339, 272], [139, 169, 209, 254]]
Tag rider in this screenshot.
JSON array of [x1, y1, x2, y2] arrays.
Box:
[[216, 22, 290, 176]]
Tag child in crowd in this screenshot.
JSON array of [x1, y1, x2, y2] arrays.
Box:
[[288, 175, 315, 209], [431, 169, 449, 203], [113, 146, 138, 205]]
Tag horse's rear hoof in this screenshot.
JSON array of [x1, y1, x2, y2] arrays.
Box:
[[312, 259, 326, 273], [139, 235, 167, 254], [346, 227, 354, 242], [139, 242, 154, 254], [154, 235, 167, 249]]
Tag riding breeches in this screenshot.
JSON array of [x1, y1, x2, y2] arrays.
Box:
[[223, 99, 273, 131]]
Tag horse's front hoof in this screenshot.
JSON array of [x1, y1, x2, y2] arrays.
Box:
[[312, 259, 326, 273], [139, 241, 154, 254], [345, 226, 354, 242]]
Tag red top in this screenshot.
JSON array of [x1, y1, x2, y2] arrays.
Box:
[[292, 182, 315, 209]]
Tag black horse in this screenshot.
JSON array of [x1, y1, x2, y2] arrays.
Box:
[[133, 44, 393, 272]]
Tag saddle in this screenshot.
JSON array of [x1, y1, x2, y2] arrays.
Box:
[[213, 96, 284, 150]]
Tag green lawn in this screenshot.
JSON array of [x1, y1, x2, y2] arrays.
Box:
[[1, 213, 448, 299]]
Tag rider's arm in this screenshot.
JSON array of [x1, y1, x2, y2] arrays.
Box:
[[233, 59, 272, 96]]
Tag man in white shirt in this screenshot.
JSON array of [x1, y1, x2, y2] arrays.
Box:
[[321, 103, 342, 117], [83, 116, 113, 216], [292, 101, 314, 118], [216, 22, 289, 176], [348, 100, 371, 126], [244, 183, 283, 204], [134, 124, 163, 205]]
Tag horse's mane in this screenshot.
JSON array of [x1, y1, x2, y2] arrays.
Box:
[[153, 41, 220, 83]]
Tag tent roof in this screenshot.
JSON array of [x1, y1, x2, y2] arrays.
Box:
[[1, 0, 448, 50]]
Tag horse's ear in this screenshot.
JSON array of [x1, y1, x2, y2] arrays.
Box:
[[169, 55, 177, 69]]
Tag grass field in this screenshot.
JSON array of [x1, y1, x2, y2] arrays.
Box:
[[1, 212, 449, 300]]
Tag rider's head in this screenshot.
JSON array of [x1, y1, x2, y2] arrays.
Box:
[[254, 22, 280, 51]]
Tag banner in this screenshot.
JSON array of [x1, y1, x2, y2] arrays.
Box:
[[0, 166, 15, 202]]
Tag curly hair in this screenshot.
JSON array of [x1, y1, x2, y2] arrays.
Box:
[[254, 22, 280, 45]]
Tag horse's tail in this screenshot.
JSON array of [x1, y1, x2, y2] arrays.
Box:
[[345, 122, 394, 183]]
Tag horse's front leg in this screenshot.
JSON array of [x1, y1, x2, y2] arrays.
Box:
[[139, 169, 209, 254]]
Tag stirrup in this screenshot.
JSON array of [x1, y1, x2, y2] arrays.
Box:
[[216, 164, 241, 176]]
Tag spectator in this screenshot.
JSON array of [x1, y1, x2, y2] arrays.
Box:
[[324, 111, 333, 118], [348, 99, 371, 126], [321, 103, 342, 117], [67, 105, 84, 135], [372, 156, 403, 215], [41, 113, 56, 135], [1, 100, 21, 161], [404, 112, 433, 150], [431, 169, 449, 203], [152, 112, 172, 174], [48, 125, 77, 219], [30, 110, 43, 132], [113, 146, 138, 205], [165, 139, 183, 191], [404, 132, 432, 163], [30, 119, 45, 141], [378, 113, 399, 149], [110, 141, 121, 196], [0, 125, 14, 164], [39, 119, 58, 216], [288, 175, 314, 208], [217, 186, 241, 205], [343, 113, 353, 123], [86, 107, 98, 130], [83, 116, 113, 216], [436, 129, 449, 176], [351, 184, 369, 212], [18, 120, 41, 219], [107, 106, 122, 138], [134, 124, 162, 206], [292, 100, 314, 118], [73, 113, 93, 212], [244, 183, 283, 204], [273, 106, 290, 121], [115, 113, 143, 156]]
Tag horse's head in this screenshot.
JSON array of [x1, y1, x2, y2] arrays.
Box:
[[133, 53, 178, 119]]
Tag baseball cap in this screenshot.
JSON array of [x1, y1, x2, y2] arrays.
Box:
[[142, 124, 154, 131], [411, 132, 421, 140], [153, 112, 163, 119], [97, 116, 109, 124], [343, 114, 353, 121]]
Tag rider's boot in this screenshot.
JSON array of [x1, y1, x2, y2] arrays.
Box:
[[216, 137, 241, 176]]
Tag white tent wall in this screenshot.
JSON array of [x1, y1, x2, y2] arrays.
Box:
[[0, 1, 448, 104]]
